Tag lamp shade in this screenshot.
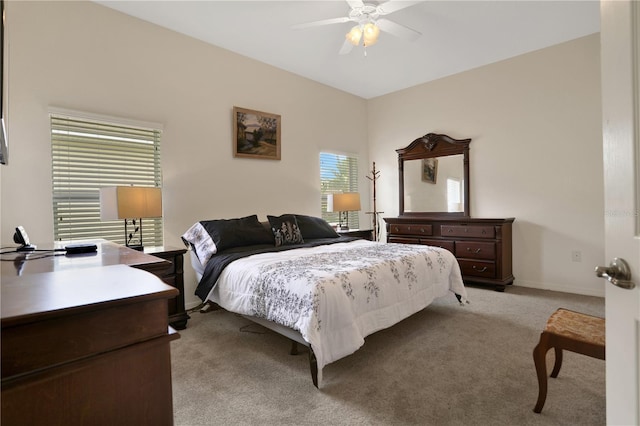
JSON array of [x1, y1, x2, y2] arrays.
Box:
[[100, 186, 162, 220], [327, 192, 361, 212]]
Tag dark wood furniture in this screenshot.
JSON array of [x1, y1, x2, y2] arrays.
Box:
[[385, 133, 515, 291], [1, 244, 180, 425], [3, 240, 190, 329], [144, 246, 190, 329], [338, 229, 374, 241], [385, 216, 514, 291], [533, 308, 605, 413]]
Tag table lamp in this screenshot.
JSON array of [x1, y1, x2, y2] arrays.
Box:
[[327, 192, 361, 231], [100, 186, 162, 250]]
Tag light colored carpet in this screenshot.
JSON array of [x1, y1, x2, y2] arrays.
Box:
[[170, 285, 605, 425]]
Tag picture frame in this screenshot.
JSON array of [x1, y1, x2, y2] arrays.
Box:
[[233, 106, 281, 160], [422, 158, 438, 184]]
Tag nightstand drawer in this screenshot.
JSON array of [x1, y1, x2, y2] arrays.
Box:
[[455, 241, 496, 260], [388, 224, 432, 236], [150, 252, 177, 276], [441, 225, 495, 239], [388, 236, 420, 244], [420, 239, 455, 252], [458, 259, 496, 279]]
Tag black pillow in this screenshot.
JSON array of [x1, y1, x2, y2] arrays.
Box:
[[294, 214, 340, 239], [200, 214, 274, 252], [267, 214, 304, 247]]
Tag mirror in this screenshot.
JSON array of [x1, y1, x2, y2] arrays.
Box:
[[397, 133, 471, 217]]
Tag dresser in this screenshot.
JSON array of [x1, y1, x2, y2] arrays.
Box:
[[385, 216, 515, 291], [1, 250, 179, 425]]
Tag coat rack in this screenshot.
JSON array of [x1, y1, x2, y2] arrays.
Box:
[[365, 162, 383, 241]]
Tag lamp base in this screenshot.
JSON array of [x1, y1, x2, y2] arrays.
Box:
[[339, 225, 350, 231], [126, 244, 144, 252]]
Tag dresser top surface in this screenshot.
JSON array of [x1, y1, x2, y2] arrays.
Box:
[[1, 239, 169, 278], [384, 216, 515, 224], [1, 264, 177, 325]]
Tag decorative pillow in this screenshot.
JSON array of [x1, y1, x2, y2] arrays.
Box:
[[294, 214, 340, 239], [181, 222, 217, 266], [202, 214, 274, 251], [267, 214, 304, 247]]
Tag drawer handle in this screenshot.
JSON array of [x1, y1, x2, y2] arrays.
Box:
[[464, 228, 469, 233], [472, 266, 488, 272], [467, 248, 482, 253], [407, 226, 411, 231], [420, 228, 425, 233], [394, 227, 399, 231], [447, 228, 453, 233]]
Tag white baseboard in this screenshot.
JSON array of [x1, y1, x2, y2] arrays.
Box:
[[514, 280, 605, 298]]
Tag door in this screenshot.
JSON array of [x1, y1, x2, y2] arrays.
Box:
[[600, 1, 640, 424]]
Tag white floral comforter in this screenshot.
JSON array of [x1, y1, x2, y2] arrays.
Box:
[[206, 239, 466, 385]]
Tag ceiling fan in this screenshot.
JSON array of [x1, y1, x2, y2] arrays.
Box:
[[291, 0, 423, 55]]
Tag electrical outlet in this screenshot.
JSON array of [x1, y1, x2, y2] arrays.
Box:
[[571, 250, 582, 262]]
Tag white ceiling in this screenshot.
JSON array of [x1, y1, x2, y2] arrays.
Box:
[[94, 0, 600, 99]]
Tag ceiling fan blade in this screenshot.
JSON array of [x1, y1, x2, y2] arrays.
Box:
[[291, 17, 351, 30], [376, 18, 421, 42], [339, 39, 355, 55], [346, 0, 364, 9], [376, 0, 423, 15]]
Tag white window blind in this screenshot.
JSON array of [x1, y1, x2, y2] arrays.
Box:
[[320, 152, 359, 229], [51, 113, 163, 245]]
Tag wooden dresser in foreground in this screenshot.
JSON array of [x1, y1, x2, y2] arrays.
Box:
[[1, 242, 180, 425], [385, 216, 515, 291]]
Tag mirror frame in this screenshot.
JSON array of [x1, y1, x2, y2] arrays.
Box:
[[397, 133, 471, 217]]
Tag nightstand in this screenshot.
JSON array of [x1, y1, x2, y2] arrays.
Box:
[[143, 246, 190, 329], [338, 229, 374, 241]]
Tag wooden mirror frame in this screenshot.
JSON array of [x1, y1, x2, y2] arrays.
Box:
[[397, 133, 471, 217]]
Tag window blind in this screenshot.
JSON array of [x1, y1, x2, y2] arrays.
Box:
[[51, 114, 163, 246], [320, 152, 359, 229]]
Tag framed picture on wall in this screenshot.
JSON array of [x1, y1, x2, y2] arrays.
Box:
[[422, 158, 438, 184], [233, 106, 281, 160]]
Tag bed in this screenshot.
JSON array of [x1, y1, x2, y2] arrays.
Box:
[[182, 213, 467, 388]]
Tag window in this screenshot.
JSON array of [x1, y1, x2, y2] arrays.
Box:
[[320, 152, 359, 229], [51, 112, 163, 246], [447, 178, 462, 212]]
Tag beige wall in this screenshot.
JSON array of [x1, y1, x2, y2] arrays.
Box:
[[0, 1, 368, 308], [0, 2, 604, 307], [368, 34, 604, 296]]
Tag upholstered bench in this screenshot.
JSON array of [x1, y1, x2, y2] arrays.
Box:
[[532, 308, 605, 413]]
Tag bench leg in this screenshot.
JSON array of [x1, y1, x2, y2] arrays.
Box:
[[550, 346, 563, 378], [533, 332, 551, 413]]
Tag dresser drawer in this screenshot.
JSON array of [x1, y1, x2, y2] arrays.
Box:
[[455, 241, 496, 260], [458, 259, 496, 279], [441, 225, 495, 239], [420, 239, 455, 252], [388, 224, 432, 236]]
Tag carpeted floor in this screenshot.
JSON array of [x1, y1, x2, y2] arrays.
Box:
[[170, 285, 605, 425]]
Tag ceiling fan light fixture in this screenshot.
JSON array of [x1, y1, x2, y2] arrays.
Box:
[[362, 22, 380, 46], [346, 25, 362, 46]]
